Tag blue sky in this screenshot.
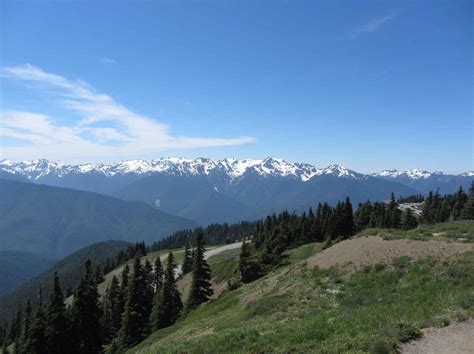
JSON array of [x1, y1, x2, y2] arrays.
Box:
[[0, 0, 472, 173]]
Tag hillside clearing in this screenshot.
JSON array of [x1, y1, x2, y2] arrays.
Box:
[[129, 233, 474, 353], [401, 318, 474, 354], [306, 235, 473, 275]]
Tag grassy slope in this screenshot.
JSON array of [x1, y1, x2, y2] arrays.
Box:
[[357, 221, 474, 243], [129, 224, 474, 353]]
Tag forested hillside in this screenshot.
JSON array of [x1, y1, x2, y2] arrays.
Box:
[[0, 251, 56, 295], [0, 179, 197, 258]]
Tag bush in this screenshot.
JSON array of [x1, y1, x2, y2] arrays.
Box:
[[227, 279, 241, 291], [369, 339, 396, 354], [396, 322, 423, 343]]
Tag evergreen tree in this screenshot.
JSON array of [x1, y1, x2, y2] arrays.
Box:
[[239, 242, 261, 283], [118, 257, 150, 348], [18, 299, 32, 353], [8, 308, 22, 344], [461, 182, 474, 219], [452, 187, 467, 219], [150, 253, 182, 330], [153, 256, 164, 295], [94, 265, 104, 284], [119, 263, 130, 315], [341, 197, 354, 238], [144, 259, 154, 311], [46, 272, 69, 354], [71, 260, 102, 354], [181, 242, 193, 275], [401, 209, 418, 230], [101, 276, 122, 345], [25, 304, 47, 354], [186, 231, 214, 311]]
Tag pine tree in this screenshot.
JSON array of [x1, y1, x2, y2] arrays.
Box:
[[461, 182, 474, 219], [187, 231, 214, 311], [119, 263, 130, 315], [181, 242, 193, 275], [144, 259, 154, 315], [18, 299, 32, 353], [101, 276, 122, 345], [341, 197, 355, 238], [401, 209, 418, 230], [452, 187, 467, 219], [118, 257, 150, 348], [239, 242, 261, 283], [153, 256, 164, 294], [46, 272, 69, 354], [25, 303, 47, 354], [150, 253, 182, 330], [94, 265, 104, 284], [8, 308, 22, 344], [71, 260, 102, 354]]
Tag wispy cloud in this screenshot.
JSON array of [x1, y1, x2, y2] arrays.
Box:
[[349, 13, 397, 38], [0, 64, 255, 161], [100, 57, 116, 64]]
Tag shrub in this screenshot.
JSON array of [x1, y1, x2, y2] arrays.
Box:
[[396, 322, 423, 343]]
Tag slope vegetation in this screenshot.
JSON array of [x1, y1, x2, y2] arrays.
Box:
[[129, 226, 474, 353], [0, 179, 198, 258]]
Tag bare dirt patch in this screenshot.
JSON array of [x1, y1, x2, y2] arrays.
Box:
[[306, 236, 473, 274], [401, 319, 474, 354]]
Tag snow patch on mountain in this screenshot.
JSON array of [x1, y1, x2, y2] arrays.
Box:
[[1, 158, 470, 183], [0, 157, 353, 182]]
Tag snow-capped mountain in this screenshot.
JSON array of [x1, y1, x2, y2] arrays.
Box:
[[0, 157, 362, 182], [373, 168, 437, 180], [373, 168, 473, 194], [1, 158, 471, 224]]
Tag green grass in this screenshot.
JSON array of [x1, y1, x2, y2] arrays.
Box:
[[207, 248, 240, 284], [129, 240, 474, 353], [357, 221, 474, 243]]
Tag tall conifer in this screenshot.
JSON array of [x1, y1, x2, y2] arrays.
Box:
[[187, 231, 214, 311], [46, 273, 69, 354]]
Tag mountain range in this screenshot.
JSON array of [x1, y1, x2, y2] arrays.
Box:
[[1, 158, 472, 224]]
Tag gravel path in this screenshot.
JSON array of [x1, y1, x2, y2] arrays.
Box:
[[401, 319, 474, 354]]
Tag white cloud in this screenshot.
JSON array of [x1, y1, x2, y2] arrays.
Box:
[[350, 13, 397, 38], [1, 64, 255, 161]]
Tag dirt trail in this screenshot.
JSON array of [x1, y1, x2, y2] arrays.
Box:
[[401, 319, 474, 354], [306, 236, 473, 274]]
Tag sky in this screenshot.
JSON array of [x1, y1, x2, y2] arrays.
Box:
[[0, 0, 472, 173]]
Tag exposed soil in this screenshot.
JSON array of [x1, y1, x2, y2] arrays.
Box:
[[305, 236, 473, 274], [401, 319, 474, 354]]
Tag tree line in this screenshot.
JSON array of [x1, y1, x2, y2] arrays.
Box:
[[148, 221, 258, 252], [239, 184, 474, 284], [1, 232, 214, 354], [421, 185, 473, 223]]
